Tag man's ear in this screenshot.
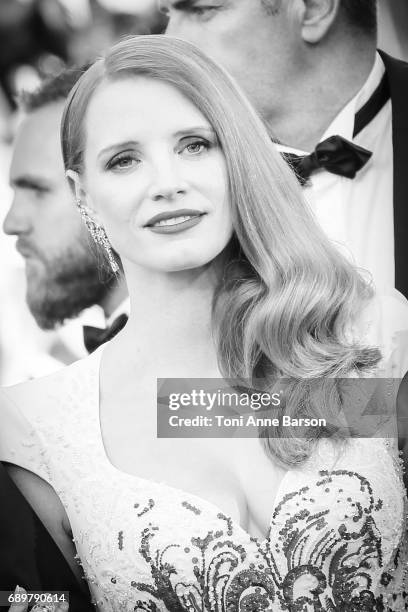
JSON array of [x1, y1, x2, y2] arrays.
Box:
[[66, 169, 101, 224], [299, 0, 340, 43]]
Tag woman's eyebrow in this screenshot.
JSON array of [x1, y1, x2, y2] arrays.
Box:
[[97, 141, 139, 160], [174, 127, 216, 137]]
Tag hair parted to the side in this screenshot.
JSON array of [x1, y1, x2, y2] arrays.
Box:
[[61, 35, 380, 467]]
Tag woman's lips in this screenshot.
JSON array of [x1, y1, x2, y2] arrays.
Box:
[[144, 209, 206, 234], [145, 208, 204, 226], [147, 214, 205, 234]]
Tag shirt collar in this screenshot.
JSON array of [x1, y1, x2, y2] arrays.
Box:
[[320, 52, 385, 142], [278, 52, 385, 155], [106, 296, 130, 327]]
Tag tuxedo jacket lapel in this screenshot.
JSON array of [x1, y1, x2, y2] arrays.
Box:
[[0, 462, 93, 611], [379, 51, 408, 299], [0, 462, 42, 590]]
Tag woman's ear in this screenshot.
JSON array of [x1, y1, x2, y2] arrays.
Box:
[[66, 169, 101, 224], [66, 169, 83, 200]]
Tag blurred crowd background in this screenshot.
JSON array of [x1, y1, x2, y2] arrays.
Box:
[[0, 0, 407, 385]]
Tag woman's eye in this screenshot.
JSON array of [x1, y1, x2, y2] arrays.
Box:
[[182, 140, 209, 155], [107, 154, 139, 171]]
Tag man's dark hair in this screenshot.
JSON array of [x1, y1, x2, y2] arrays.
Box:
[[340, 0, 377, 36], [20, 64, 90, 112]]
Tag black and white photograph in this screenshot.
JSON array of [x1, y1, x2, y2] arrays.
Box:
[[0, 1, 407, 610]]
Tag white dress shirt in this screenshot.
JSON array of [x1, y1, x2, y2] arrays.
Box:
[[279, 53, 393, 293], [57, 296, 131, 360]]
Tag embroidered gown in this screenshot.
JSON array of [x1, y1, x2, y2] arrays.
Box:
[[1, 291, 408, 611]]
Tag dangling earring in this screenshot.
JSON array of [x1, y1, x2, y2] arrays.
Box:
[[76, 199, 119, 274]]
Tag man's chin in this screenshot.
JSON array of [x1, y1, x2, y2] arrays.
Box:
[[27, 303, 62, 330], [23, 246, 118, 329], [26, 285, 66, 329], [26, 290, 88, 330], [26, 274, 114, 330], [24, 256, 45, 276]]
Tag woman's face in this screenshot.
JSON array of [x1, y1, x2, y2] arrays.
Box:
[[80, 77, 232, 273]]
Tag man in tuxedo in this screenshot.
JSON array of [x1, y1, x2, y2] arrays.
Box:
[[4, 67, 128, 351], [1, 69, 129, 605], [165, 0, 408, 299]]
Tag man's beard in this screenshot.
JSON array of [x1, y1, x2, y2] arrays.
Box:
[[25, 245, 118, 330]]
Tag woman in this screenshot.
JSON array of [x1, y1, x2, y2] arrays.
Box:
[[1, 36, 407, 611]]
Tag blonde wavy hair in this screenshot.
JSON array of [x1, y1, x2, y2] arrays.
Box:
[[61, 35, 380, 466]]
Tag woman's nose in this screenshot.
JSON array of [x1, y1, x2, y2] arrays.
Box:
[[147, 160, 188, 202]]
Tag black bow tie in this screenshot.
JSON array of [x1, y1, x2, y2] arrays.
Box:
[[83, 313, 128, 353], [282, 73, 390, 185], [283, 136, 372, 184]]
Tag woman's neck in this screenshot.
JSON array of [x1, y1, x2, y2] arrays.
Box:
[[113, 263, 221, 378]]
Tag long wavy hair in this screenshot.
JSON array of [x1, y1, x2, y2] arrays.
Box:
[[61, 35, 380, 466]]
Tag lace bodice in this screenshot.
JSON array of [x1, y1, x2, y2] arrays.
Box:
[[1, 291, 408, 611]]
